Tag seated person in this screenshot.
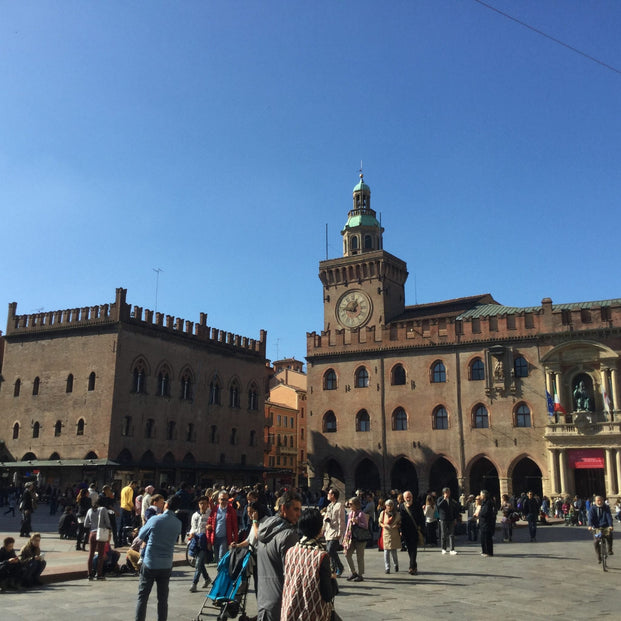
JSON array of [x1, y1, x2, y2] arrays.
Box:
[[58, 506, 78, 539], [92, 542, 121, 576], [0, 537, 25, 590], [20, 533, 46, 587], [125, 528, 143, 574]]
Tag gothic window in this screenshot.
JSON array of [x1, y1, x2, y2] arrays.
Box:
[[470, 358, 484, 381], [76, 418, 85, 435], [351, 236, 359, 251], [433, 406, 449, 430], [167, 421, 176, 440], [54, 420, 62, 437], [391, 364, 406, 385], [393, 407, 408, 431], [122, 416, 132, 437], [249, 430, 256, 446], [12, 423, 19, 439], [514, 356, 529, 378], [210, 425, 218, 444], [356, 410, 370, 432], [431, 361, 446, 383], [229, 381, 240, 408], [14, 379, 21, 397], [355, 367, 369, 388], [157, 369, 170, 397], [515, 404, 531, 428], [323, 369, 337, 390], [323, 411, 337, 433], [364, 234, 373, 249], [145, 418, 155, 439], [248, 383, 259, 410], [230, 428, 238, 445], [88, 372, 96, 391], [186, 423, 194, 442], [33, 377, 40, 396], [66, 374, 74, 393], [209, 380, 221, 405], [473, 404, 489, 429], [32, 421, 40, 438], [132, 361, 147, 394], [181, 370, 193, 401]]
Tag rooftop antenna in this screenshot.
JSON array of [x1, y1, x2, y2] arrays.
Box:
[[153, 267, 164, 313], [325, 223, 329, 260]]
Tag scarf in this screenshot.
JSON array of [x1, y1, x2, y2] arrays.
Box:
[[298, 535, 326, 551]]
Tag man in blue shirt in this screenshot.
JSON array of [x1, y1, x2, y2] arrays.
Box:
[[587, 495, 613, 562], [135, 495, 182, 621]]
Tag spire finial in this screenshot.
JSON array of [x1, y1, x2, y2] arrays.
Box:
[[359, 160, 363, 181]]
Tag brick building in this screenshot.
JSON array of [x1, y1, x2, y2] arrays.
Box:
[[306, 176, 621, 500], [0, 287, 269, 489]]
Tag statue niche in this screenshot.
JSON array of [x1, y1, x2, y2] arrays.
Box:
[[572, 374, 594, 412]]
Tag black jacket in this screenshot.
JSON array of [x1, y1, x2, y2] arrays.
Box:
[[399, 502, 424, 544], [478, 499, 497, 530], [436, 496, 461, 521]]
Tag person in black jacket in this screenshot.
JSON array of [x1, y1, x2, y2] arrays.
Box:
[[522, 491, 541, 542], [436, 488, 461, 555], [19, 483, 36, 538], [477, 490, 497, 557], [399, 491, 425, 575]]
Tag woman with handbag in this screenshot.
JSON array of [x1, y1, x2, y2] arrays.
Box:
[[378, 499, 401, 574], [342, 497, 369, 583], [75, 488, 92, 551], [84, 498, 111, 581]]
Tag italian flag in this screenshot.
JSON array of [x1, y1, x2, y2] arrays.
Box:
[[554, 388, 567, 414]]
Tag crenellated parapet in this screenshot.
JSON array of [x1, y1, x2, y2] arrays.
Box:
[[6, 287, 267, 357]]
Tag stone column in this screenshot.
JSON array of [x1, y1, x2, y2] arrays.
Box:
[[558, 449, 569, 495], [547, 449, 559, 495], [611, 368, 619, 414], [616, 449, 621, 496], [498, 477, 509, 498], [605, 449, 616, 498]]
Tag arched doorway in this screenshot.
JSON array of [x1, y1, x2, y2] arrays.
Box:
[[354, 458, 381, 493], [322, 459, 345, 494], [391, 458, 418, 497], [429, 457, 458, 497], [512, 457, 542, 496], [469, 457, 499, 499]]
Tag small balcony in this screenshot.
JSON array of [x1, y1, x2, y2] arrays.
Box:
[[545, 411, 621, 437]]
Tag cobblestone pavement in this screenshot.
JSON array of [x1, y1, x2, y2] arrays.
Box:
[[1, 510, 619, 620]]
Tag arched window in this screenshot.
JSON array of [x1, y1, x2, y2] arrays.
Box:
[[32, 421, 40, 438], [122, 416, 132, 437], [132, 361, 146, 394], [249, 430, 256, 446], [431, 361, 446, 383], [470, 358, 484, 381], [351, 236, 359, 251], [54, 420, 62, 437], [473, 405, 489, 428], [323, 369, 337, 390], [210, 425, 218, 444], [393, 407, 408, 431], [76, 418, 85, 436], [433, 406, 449, 430], [209, 380, 221, 405], [166, 421, 175, 440], [355, 367, 369, 388], [181, 370, 193, 401], [391, 364, 406, 386], [323, 411, 337, 433], [356, 410, 370, 432], [157, 369, 170, 397], [66, 374, 74, 393], [145, 418, 155, 439], [186, 423, 194, 442], [248, 383, 259, 410], [33, 377, 40, 396], [515, 404, 531, 427], [88, 372, 96, 391], [514, 356, 529, 378], [12, 422, 19, 439], [230, 381, 240, 408], [364, 234, 373, 249], [14, 379, 21, 397], [230, 428, 238, 445]]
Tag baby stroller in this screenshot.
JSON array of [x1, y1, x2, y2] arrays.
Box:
[[195, 547, 253, 621]]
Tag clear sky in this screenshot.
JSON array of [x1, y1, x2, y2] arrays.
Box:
[[2, 1, 620, 365]]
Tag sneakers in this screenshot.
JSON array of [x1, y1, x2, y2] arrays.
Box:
[[346, 573, 358, 581], [441, 549, 447, 555], [352, 575, 364, 582], [202, 578, 212, 588], [336, 568, 343, 577], [449, 550, 457, 555], [190, 583, 198, 592], [385, 569, 390, 574]]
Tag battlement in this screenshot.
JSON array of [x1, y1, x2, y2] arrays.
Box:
[[6, 287, 267, 357]]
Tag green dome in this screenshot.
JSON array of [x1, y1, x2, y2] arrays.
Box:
[[353, 180, 371, 193], [344, 213, 380, 229]]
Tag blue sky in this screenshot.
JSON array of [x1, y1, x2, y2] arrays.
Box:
[[1, 1, 620, 365]]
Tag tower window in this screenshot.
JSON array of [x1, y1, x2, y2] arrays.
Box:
[[356, 410, 370, 432], [473, 405, 489, 429], [364, 235, 373, 249], [33, 377, 40, 396], [393, 408, 408, 431], [323, 369, 337, 390], [12, 423, 19, 439], [391, 364, 406, 385], [515, 404, 531, 428], [323, 411, 337, 433], [76, 418, 85, 436], [514, 356, 528, 378], [433, 406, 449, 430], [209, 380, 221, 405], [14, 379, 21, 397], [54, 420, 62, 437], [32, 421, 40, 438], [88, 372, 96, 391], [431, 361, 446, 383], [66, 374, 74, 393], [469, 358, 484, 381], [355, 367, 369, 388]]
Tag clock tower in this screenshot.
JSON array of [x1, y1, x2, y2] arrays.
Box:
[[319, 174, 408, 331]]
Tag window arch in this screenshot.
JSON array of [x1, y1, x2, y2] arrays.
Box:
[[181, 370, 193, 401], [469, 358, 484, 381], [323, 411, 337, 433], [32, 421, 40, 438], [167, 420, 176, 440], [76, 418, 85, 436], [210, 425, 218, 444], [323, 369, 337, 390], [364, 234, 373, 250], [132, 360, 147, 394], [355, 367, 369, 388], [13, 422, 20, 439], [88, 372, 96, 391], [515, 403, 531, 427], [229, 380, 240, 408], [33, 377, 40, 396], [14, 379, 21, 397], [433, 406, 449, 430], [473, 404, 489, 428], [351, 236, 359, 251], [514, 356, 529, 378], [247, 382, 259, 410], [157, 367, 170, 397], [145, 418, 155, 439], [393, 407, 408, 431], [54, 420, 62, 437], [356, 410, 370, 432], [431, 361, 446, 383], [209, 379, 221, 405], [391, 364, 406, 386], [66, 374, 74, 393]]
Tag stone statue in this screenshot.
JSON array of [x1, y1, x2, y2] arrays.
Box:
[[573, 380, 593, 412], [494, 359, 504, 381]]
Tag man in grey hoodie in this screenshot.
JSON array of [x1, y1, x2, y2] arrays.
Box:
[[256, 491, 302, 621]]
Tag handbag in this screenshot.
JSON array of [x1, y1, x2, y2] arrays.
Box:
[[96, 527, 110, 542], [351, 523, 371, 541]]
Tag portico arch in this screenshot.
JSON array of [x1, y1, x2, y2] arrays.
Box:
[[510, 456, 543, 497], [354, 457, 381, 493], [469, 456, 500, 499], [390, 457, 418, 497], [429, 456, 458, 497]]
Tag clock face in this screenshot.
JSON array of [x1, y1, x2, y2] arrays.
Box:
[[336, 290, 372, 328]]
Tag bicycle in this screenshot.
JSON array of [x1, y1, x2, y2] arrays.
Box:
[[593, 527, 612, 572]]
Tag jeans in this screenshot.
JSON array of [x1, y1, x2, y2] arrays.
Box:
[[119, 509, 134, 544], [213, 537, 228, 564], [527, 516, 537, 540], [135, 565, 172, 621], [439, 520, 455, 551], [383, 549, 398, 571], [192, 549, 210, 585], [326, 539, 344, 573], [480, 526, 494, 556]]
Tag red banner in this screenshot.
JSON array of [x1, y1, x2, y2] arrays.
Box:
[[568, 449, 605, 470]]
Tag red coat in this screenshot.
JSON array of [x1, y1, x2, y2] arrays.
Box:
[[206, 503, 238, 546]]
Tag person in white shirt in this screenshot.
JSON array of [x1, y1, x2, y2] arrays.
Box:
[[323, 489, 346, 576], [140, 486, 155, 525]]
